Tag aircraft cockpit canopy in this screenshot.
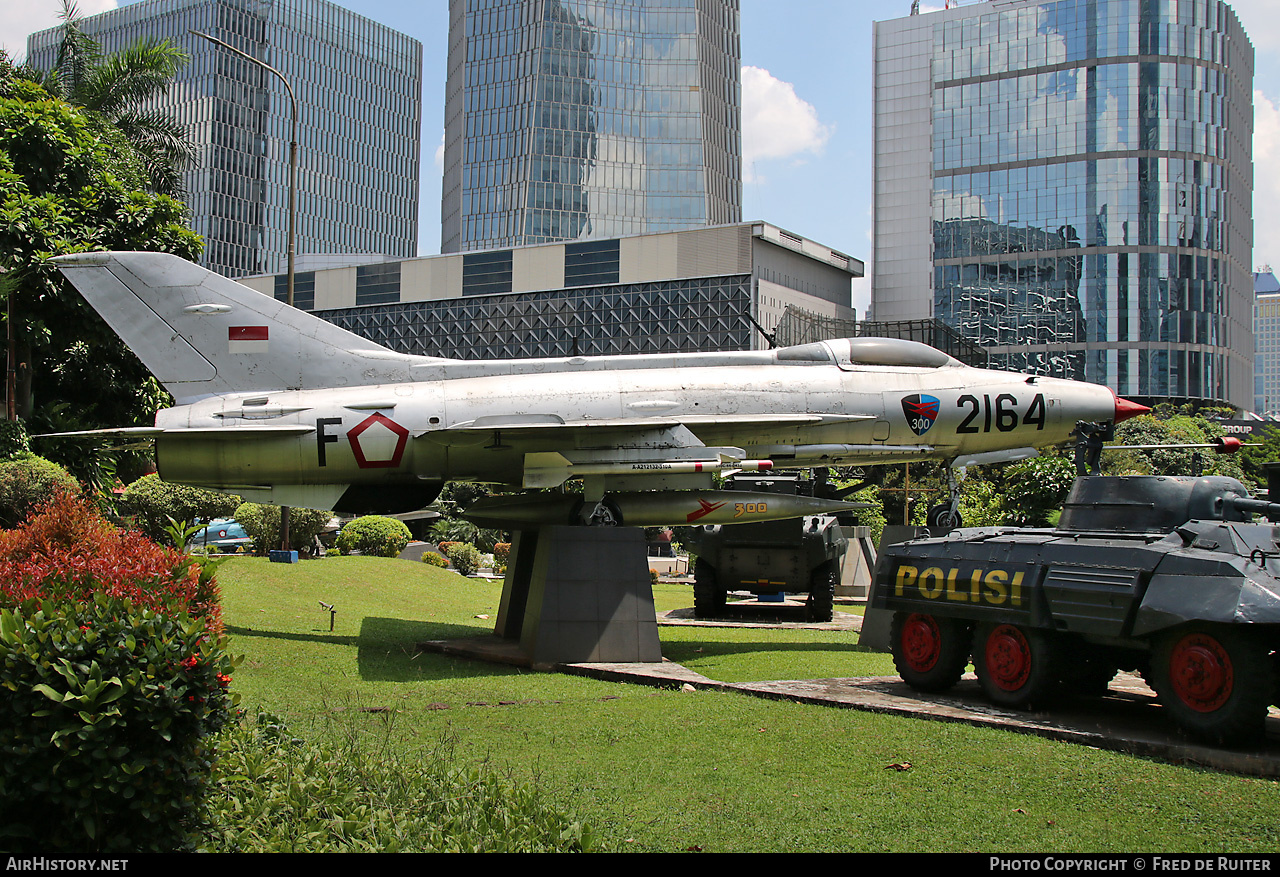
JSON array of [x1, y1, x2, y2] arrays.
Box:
[[810, 337, 962, 369]]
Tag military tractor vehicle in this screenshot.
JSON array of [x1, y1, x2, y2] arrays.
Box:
[[685, 473, 853, 622], [870, 473, 1280, 746]]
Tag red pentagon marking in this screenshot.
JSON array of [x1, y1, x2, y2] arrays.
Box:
[[347, 413, 409, 469]]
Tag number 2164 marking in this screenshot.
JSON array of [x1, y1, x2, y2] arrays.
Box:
[[956, 393, 1046, 433]]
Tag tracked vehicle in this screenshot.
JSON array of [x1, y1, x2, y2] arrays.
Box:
[[869, 473, 1280, 746]]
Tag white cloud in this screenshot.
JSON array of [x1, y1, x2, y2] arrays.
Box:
[[1226, 0, 1280, 53], [1254, 89, 1280, 271], [1, 0, 117, 64], [741, 65, 832, 184], [434, 129, 445, 173]]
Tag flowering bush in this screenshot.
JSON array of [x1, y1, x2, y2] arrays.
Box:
[[420, 551, 449, 568], [0, 595, 238, 853], [443, 542, 482, 576], [0, 493, 236, 852], [0, 492, 221, 634]]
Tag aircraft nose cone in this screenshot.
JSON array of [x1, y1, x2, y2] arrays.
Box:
[[1113, 394, 1150, 424]]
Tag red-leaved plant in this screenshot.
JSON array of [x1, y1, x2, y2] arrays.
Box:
[[0, 492, 222, 635]]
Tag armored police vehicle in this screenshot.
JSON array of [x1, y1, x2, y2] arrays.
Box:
[[870, 474, 1280, 746], [685, 473, 850, 622]]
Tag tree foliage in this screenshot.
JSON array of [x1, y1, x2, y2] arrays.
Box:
[[25, 0, 194, 197], [119, 474, 241, 545], [0, 53, 201, 450], [1101, 413, 1245, 482], [234, 503, 330, 557]]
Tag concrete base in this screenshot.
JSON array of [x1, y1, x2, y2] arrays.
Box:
[[495, 525, 662, 665]]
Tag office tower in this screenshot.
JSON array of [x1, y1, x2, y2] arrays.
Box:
[[1255, 268, 1280, 416], [27, 0, 423, 278], [872, 0, 1253, 408], [441, 0, 742, 254]]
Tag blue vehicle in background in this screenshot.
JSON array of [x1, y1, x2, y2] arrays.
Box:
[[191, 519, 253, 554]]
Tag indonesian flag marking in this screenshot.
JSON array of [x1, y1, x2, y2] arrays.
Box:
[[229, 326, 268, 353]]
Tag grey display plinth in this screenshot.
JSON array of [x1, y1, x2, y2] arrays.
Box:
[[495, 525, 662, 665]]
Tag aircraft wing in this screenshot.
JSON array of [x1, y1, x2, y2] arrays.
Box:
[[423, 412, 875, 437], [35, 425, 316, 440], [417, 412, 883, 488]]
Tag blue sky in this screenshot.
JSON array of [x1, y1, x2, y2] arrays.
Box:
[[5, 0, 1279, 315]]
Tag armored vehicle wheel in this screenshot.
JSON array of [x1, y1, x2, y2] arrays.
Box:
[[805, 561, 836, 623], [890, 612, 971, 692], [974, 622, 1060, 709], [1149, 625, 1274, 746], [693, 559, 726, 619], [926, 504, 962, 530]]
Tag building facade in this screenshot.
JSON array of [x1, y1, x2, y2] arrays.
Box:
[[872, 0, 1254, 409], [28, 0, 423, 278], [441, 0, 742, 254], [239, 223, 859, 359], [1254, 268, 1280, 416]]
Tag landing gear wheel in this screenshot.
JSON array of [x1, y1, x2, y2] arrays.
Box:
[[692, 559, 725, 619], [974, 622, 1059, 709], [1149, 626, 1274, 746], [890, 612, 971, 692], [586, 499, 622, 526], [805, 562, 836, 623], [926, 504, 962, 530]]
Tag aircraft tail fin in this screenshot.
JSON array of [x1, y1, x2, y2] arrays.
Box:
[[53, 251, 440, 400]]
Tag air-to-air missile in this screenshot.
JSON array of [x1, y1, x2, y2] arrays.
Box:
[[47, 251, 1149, 526]]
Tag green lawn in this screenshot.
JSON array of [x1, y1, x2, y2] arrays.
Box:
[[216, 556, 1280, 853]]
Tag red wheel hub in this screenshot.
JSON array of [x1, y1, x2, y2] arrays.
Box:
[[984, 625, 1032, 692], [1168, 633, 1234, 713], [900, 614, 942, 673]]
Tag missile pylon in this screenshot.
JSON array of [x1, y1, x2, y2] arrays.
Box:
[[462, 489, 869, 529]]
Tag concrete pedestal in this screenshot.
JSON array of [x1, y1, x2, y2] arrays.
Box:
[[495, 525, 662, 665]]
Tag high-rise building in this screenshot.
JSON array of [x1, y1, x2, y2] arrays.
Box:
[[1254, 267, 1280, 416], [27, 0, 423, 278], [872, 0, 1254, 409], [441, 0, 742, 254]]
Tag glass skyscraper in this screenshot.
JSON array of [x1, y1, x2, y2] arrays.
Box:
[[873, 0, 1253, 409], [27, 0, 422, 278], [441, 0, 742, 253]]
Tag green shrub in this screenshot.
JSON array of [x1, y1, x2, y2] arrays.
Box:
[[120, 474, 241, 544], [336, 515, 412, 558], [0, 454, 79, 527], [234, 503, 331, 556], [203, 713, 599, 853], [0, 418, 30, 460], [444, 542, 482, 576], [0, 594, 238, 853], [421, 551, 449, 568]]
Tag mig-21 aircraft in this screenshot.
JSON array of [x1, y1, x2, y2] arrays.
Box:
[[48, 251, 1148, 528]]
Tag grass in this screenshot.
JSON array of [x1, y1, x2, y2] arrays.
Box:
[[215, 556, 1280, 853]]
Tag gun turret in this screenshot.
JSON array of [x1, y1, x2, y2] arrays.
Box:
[[1058, 475, 1279, 533]]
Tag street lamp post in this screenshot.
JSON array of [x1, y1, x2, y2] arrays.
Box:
[[193, 29, 299, 551]]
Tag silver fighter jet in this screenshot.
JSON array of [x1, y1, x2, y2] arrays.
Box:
[[49, 252, 1148, 526]]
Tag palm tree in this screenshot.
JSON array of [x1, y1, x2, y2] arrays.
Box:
[[35, 1, 195, 197]]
